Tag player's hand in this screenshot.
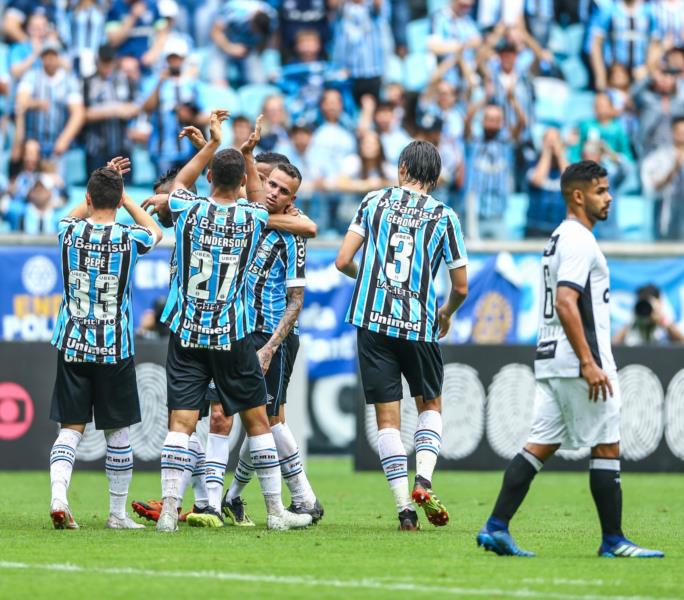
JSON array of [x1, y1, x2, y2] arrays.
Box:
[[141, 193, 172, 226], [437, 308, 451, 339], [581, 361, 613, 402], [257, 345, 274, 374], [284, 203, 302, 216], [208, 109, 230, 145], [240, 114, 263, 156], [178, 125, 207, 150], [107, 156, 132, 176]]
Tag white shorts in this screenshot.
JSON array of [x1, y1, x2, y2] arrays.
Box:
[[527, 377, 621, 450]]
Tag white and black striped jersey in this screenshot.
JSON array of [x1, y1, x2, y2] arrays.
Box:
[[535, 219, 616, 379]]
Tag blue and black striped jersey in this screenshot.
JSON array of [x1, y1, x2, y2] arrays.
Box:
[[51, 217, 156, 363], [161, 188, 269, 346], [346, 187, 468, 342], [249, 229, 306, 335]]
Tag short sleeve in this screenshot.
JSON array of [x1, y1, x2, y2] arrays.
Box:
[[592, 6, 611, 37], [283, 234, 306, 288], [348, 192, 373, 237], [58, 216, 80, 235], [556, 234, 595, 292], [128, 224, 157, 254], [67, 75, 83, 105], [442, 209, 468, 269], [16, 70, 35, 95], [243, 202, 269, 225], [169, 187, 201, 221]]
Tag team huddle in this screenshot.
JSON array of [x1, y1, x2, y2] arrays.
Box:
[[46, 109, 663, 557]]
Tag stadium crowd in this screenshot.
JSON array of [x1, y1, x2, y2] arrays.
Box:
[[0, 0, 682, 240]]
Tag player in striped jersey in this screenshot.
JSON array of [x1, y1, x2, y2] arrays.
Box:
[[335, 140, 468, 531], [222, 161, 324, 527], [477, 161, 663, 559], [156, 111, 314, 532], [48, 157, 162, 530]]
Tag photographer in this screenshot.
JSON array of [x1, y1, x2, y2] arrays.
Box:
[[613, 284, 684, 346]]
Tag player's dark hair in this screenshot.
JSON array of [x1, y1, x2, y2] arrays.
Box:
[[560, 160, 608, 200], [153, 167, 197, 195], [87, 167, 123, 209], [273, 162, 302, 183], [398, 140, 441, 192], [254, 151, 291, 165], [210, 148, 246, 190]]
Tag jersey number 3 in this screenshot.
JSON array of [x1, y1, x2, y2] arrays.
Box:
[[385, 232, 414, 284]]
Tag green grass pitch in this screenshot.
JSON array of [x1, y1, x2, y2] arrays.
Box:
[[0, 457, 681, 599]]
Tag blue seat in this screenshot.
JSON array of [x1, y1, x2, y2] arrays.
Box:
[[131, 147, 157, 187], [385, 54, 404, 84], [506, 193, 530, 240], [427, 0, 449, 15], [407, 18, 429, 54], [560, 56, 589, 90], [64, 148, 87, 185], [236, 84, 281, 121], [617, 195, 654, 241], [198, 83, 241, 114], [564, 91, 595, 125]]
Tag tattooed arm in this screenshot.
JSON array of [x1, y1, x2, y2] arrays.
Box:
[[257, 286, 304, 374]]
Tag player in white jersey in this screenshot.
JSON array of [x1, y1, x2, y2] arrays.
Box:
[[476, 161, 664, 559]]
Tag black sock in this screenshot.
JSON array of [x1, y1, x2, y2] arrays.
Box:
[[489, 450, 543, 528], [589, 458, 623, 539]]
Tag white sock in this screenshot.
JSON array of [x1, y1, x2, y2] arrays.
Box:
[[205, 433, 230, 511], [161, 431, 190, 500], [104, 428, 133, 519], [227, 437, 254, 501], [414, 410, 442, 485], [50, 428, 82, 505], [188, 433, 208, 509], [178, 435, 198, 506], [272, 423, 316, 507], [249, 433, 284, 515], [378, 428, 411, 512]]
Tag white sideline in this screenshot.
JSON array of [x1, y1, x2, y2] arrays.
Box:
[[0, 561, 673, 600]]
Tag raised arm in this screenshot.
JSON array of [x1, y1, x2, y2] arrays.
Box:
[[171, 109, 230, 192], [267, 213, 317, 237], [241, 114, 266, 203], [122, 193, 162, 243]]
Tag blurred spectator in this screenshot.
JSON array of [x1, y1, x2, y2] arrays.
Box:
[[415, 111, 463, 193], [142, 0, 196, 71], [332, 129, 394, 193], [14, 41, 85, 174], [275, 123, 318, 194], [641, 115, 684, 240], [83, 45, 139, 179], [309, 88, 356, 183], [106, 0, 168, 69], [232, 115, 253, 149], [331, 0, 386, 106], [279, 0, 330, 64], [652, 0, 684, 50], [278, 29, 331, 125], [210, 0, 278, 86], [9, 12, 55, 82], [1, 171, 65, 233], [524, 128, 569, 238], [570, 93, 634, 163], [8, 138, 66, 203], [476, 0, 524, 31], [388, 0, 409, 57], [257, 95, 290, 152], [613, 284, 684, 345], [137, 297, 170, 338], [57, 0, 107, 78], [427, 0, 481, 86], [632, 64, 684, 156], [590, 0, 659, 92], [357, 95, 412, 166], [523, 0, 555, 49], [463, 99, 520, 239], [3, 0, 59, 44], [141, 38, 207, 175]]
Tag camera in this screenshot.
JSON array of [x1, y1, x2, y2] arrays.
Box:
[[634, 284, 660, 323], [635, 298, 653, 318]]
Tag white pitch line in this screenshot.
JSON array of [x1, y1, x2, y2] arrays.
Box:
[[0, 561, 675, 600], [522, 578, 608, 587]]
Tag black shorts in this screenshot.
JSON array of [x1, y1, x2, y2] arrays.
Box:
[[252, 331, 300, 417], [356, 327, 443, 404], [50, 352, 141, 430], [166, 333, 266, 417]]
